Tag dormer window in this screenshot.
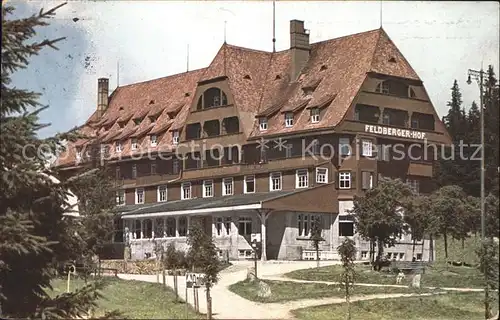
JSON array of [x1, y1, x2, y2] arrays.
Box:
[[76, 148, 82, 160], [259, 118, 268, 131], [150, 134, 158, 147], [131, 138, 138, 150], [285, 112, 294, 127], [149, 115, 157, 123], [197, 87, 228, 110], [310, 108, 320, 123], [172, 130, 179, 145], [115, 141, 122, 153], [133, 117, 143, 126]]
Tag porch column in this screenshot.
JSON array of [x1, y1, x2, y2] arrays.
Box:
[[175, 217, 179, 237], [151, 219, 155, 239], [163, 218, 167, 238], [140, 220, 144, 239], [257, 209, 273, 261]]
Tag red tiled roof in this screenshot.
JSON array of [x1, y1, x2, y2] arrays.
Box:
[[57, 27, 431, 167]]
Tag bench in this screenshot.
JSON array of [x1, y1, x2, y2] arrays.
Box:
[[390, 261, 427, 274]]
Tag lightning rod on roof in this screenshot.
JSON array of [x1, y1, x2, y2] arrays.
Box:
[[117, 60, 120, 87], [224, 20, 227, 43], [187, 44, 190, 72], [272, 0, 276, 52], [380, 0, 383, 28]]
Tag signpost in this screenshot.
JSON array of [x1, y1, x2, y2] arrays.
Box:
[[186, 273, 203, 314]]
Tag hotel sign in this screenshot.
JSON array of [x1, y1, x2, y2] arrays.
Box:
[[364, 125, 427, 140]]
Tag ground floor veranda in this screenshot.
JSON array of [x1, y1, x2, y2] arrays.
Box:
[[117, 184, 433, 261]]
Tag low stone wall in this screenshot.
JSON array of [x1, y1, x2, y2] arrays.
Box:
[[100, 259, 187, 275]]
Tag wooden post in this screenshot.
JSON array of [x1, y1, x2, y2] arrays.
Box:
[[206, 288, 212, 320], [162, 267, 166, 288], [184, 284, 188, 319], [174, 270, 178, 301]]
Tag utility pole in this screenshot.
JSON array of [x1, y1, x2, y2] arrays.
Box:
[[466, 68, 486, 239], [467, 67, 492, 320]]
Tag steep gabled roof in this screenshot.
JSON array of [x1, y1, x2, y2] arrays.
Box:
[[57, 27, 437, 167]]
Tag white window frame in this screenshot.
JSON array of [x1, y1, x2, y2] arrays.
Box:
[[338, 214, 355, 237], [214, 216, 231, 237], [361, 140, 373, 157], [259, 118, 268, 131], [214, 217, 224, 237], [222, 177, 234, 196], [238, 216, 252, 236], [244, 175, 255, 194], [157, 185, 167, 202], [203, 180, 214, 198], [310, 108, 320, 123], [316, 167, 328, 184], [150, 134, 158, 147], [339, 172, 351, 189], [115, 141, 122, 153], [224, 217, 231, 236], [285, 112, 294, 127], [295, 169, 309, 189], [172, 159, 180, 174], [181, 182, 192, 200], [269, 172, 282, 191], [116, 190, 125, 206], [135, 188, 144, 204], [298, 214, 314, 237], [172, 131, 179, 145], [131, 138, 138, 150], [132, 164, 137, 179], [339, 137, 351, 156]]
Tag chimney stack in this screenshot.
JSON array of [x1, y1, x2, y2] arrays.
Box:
[[290, 20, 310, 81], [97, 78, 109, 118]]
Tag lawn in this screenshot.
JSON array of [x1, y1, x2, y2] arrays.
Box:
[[285, 263, 484, 288], [291, 292, 498, 320], [229, 279, 436, 303], [48, 277, 202, 319]]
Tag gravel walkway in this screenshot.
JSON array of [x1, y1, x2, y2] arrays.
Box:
[[117, 261, 465, 319]]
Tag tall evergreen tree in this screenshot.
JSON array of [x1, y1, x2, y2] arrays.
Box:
[[436, 80, 468, 188], [0, 4, 117, 318], [463, 101, 481, 196]]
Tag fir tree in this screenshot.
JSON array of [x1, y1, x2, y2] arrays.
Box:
[[0, 4, 118, 318], [436, 80, 468, 189]]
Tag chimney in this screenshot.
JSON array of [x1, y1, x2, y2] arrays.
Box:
[[97, 78, 109, 118], [290, 20, 310, 81]]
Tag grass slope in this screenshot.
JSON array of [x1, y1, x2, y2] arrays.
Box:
[[229, 279, 436, 303], [292, 292, 497, 320], [49, 277, 202, 319], [286, 263, 484, 288]]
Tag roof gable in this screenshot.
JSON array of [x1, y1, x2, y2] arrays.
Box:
[[369, 28, 420, 81]]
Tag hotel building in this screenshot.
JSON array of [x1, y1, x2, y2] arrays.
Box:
[[56, 20, 451, 261]]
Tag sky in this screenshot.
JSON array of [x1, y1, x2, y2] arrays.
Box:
[[8, 1, 500, 138]]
